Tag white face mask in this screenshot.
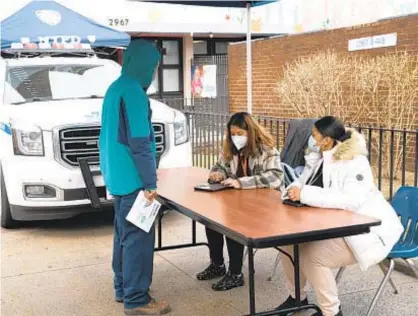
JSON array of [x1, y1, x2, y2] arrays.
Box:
[[231, 135, 248, 151], [308, 135, 321, 153]]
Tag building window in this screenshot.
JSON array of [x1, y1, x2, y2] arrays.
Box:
[[162, 69, 180, 92], [193, 40, 208, 55], [215, 41, 228, 54], [158, 39, 182, 96], [162, 40, 180, 65], [193, 39, 231, 56]]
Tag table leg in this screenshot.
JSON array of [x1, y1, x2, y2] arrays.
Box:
[[294, 244, 301, 306], [248, 246, 256, 315], [192, 220, 197, 245], [154, 212, 207, 252], [158, 212, 163, 249]]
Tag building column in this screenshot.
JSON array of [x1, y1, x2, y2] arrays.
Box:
[[117, 49, 123, 65], [183, 34, 193, 102]]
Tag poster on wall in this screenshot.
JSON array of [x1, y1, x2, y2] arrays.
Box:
[[191, 65, 217, 98]]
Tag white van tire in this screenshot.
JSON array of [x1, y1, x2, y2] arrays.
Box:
[[0, 166, 16, 228]]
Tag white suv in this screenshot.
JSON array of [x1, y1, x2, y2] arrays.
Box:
[[0, 56, 192, 228]]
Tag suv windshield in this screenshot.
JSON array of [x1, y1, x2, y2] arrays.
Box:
[[4, 63, 120, 104]]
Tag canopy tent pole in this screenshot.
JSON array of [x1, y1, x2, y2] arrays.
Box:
[[246, 2, 252, 114]]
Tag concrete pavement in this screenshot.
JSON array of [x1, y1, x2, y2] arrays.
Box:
[[1, 210, 417, 316]]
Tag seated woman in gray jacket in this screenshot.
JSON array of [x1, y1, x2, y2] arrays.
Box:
[[196, 112, 284, 291], [277, 116, 404, 316]]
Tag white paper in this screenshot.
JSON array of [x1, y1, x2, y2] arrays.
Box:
[[126, 191, 161, 233]]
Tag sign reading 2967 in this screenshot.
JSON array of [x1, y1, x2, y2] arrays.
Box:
[[108, 18, 129, 27]]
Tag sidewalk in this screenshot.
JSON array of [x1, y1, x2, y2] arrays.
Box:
[[1, 211, 417, 316]]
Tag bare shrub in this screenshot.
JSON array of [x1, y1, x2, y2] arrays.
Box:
[[277, 51, 418, 179], [277, 51, 353, 120]]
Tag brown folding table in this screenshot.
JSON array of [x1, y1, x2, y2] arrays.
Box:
[[154, 167, 381, 316]]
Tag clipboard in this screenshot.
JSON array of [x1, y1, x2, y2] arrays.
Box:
[[194, 183, 233, 192], [282, 199, 306, 207]]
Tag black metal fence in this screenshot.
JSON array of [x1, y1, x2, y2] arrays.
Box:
[[156, 97, 229, 113], [186, 111, 418, 200]]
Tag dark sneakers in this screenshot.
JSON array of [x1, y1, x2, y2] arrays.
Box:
[[275, 295, 309, 315], [211, 271, 245, 291], [196, 263, 226, 281], [196, 264, 243, 291]]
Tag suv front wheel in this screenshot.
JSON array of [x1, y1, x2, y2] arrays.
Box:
[[1, 166, 16, 228]]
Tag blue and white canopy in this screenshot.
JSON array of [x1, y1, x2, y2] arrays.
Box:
[[1, 0, 131, 50]]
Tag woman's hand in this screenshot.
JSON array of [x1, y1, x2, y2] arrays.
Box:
[[222, 178, 241, 189], [209, 172, 224, 183], [288, 187, 301, 201]]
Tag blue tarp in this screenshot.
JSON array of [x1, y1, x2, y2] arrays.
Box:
[[1, 0, 131, 50]]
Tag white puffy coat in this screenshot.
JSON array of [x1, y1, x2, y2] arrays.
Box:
[[294, 129, 404, 271]]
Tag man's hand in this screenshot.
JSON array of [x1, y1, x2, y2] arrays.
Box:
[[221, 178, 241, 189], [144, 190, 157, 202], [288, 187, 301, 202], [209, 171, 225, 183]]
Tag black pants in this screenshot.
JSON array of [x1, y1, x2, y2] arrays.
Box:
[[206, 227, 244, 274]]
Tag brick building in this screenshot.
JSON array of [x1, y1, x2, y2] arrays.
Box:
[[228, 14, 418, 127]]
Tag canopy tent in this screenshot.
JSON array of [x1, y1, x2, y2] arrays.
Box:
[[145, 1, 274, 7], [1, 0, 130, 51], [142, 1, 277, 113]]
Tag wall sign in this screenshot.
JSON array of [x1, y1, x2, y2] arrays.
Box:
[[348, 33, 397, 52]]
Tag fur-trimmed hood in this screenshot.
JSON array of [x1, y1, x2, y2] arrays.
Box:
[[332, 128, 368, 161]]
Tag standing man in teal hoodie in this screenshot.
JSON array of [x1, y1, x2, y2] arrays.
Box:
[[99, 39, 170, 315]]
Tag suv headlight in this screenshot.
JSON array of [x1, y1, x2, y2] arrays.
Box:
[[173, 112, 189, 146], [11, 123, 44, 156]]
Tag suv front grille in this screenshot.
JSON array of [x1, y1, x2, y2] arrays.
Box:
[[57, 124, 166, 167]]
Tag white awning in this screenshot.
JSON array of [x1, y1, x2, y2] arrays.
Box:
[[51, 0, 282, 35]]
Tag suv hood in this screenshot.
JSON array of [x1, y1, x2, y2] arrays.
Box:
[[5, 98, 177, 130]]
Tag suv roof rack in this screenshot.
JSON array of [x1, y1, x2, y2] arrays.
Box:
[[1, 49, 97, 58]]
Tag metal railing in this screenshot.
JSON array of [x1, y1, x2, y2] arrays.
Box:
[[185, 111, 418, 200], [155, 97, 229, 113]]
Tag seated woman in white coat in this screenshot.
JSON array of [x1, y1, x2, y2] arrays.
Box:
[[276, 116, 404, 316]]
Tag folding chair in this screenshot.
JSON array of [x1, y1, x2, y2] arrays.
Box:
[[243, 247, 291, 281], [282, 163, 304, 188], [280, 118, 316, 169], [335, 186, 418, 316]]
